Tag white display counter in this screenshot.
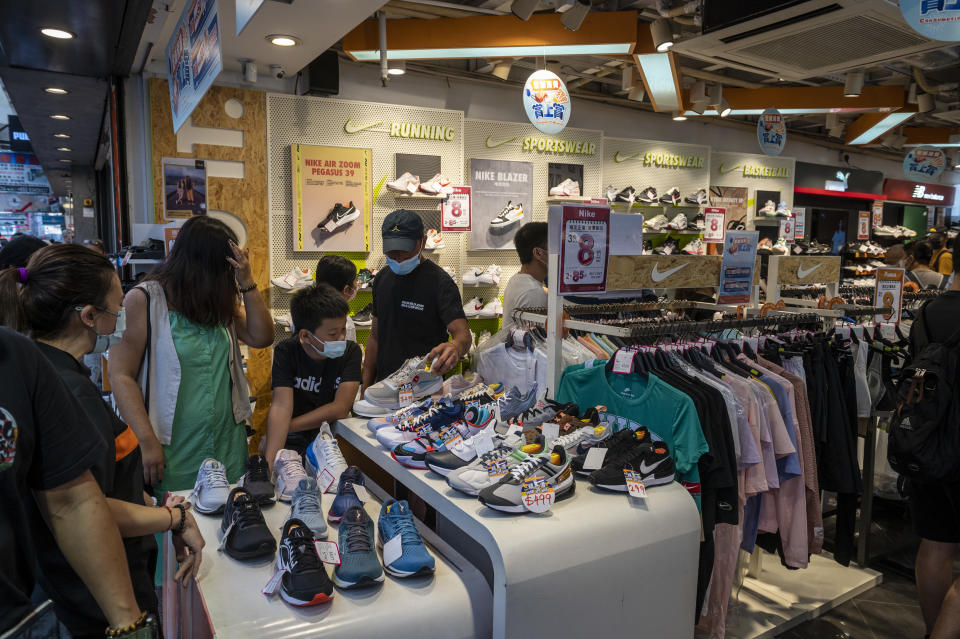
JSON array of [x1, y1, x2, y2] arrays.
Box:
[[334, 417, 703, 639]]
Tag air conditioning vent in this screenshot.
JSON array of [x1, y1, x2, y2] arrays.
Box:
[[719, 4, 842, 44]]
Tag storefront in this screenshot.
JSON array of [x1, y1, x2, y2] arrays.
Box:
[[882, 178, 957, 234]]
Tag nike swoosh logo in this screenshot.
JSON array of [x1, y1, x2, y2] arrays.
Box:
[[344, 119, 383, 134], [614, 151, 641, 163], [639, 459, 665, 475], [797, 263, 821, 279], [717, 163, 742, 174], [485, 135, 517, 148], [651, 263, 688, 283]]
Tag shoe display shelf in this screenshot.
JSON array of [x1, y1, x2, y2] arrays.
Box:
[[333, 417, 701, 639], [384, 192, 447, 200], [160, 485, 490, 638], [644, 229, 703, 236], [544, 196, 603, 205], [611, 202, 705, 210]]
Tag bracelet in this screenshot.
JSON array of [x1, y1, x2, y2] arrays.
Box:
[[238, 282, 257, 293], [105, 611, 148, 637], [173, 504, 186, 535]]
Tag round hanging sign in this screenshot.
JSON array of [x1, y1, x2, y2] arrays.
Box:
[[903, 145, 947, 181], [899, 0, 960, 42], [522, 70, 571, 135], [757, 108, 786, 156]]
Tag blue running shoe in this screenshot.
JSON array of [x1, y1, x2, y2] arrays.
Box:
[[290, 478, 327, 540], [375, 401, 465, 450], [333, 506, 384, 589], [328, 466, 364, 523], [499, 384, 539, 421], [366, 397, 439, 433], [377, 499, 435, 578]]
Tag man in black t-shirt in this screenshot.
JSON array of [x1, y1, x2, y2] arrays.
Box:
[[362, 209, 469, 386], [264, 285, 362, 465]]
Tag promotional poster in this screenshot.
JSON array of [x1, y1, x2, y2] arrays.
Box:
[[291, 144, 370, 251], [166, 0, 223, 132], [162, 158, 208, 218], [469, 158, 533, 250]]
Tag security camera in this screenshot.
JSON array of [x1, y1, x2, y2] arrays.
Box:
[[270, 64, 285, 79]]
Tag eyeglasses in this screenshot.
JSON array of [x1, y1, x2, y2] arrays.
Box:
[[74, 305, 120, 317]]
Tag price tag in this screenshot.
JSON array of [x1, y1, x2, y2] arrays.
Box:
[[486, 459, 508, 479], [541, 421, 560, 445], [778, 218, 795, 244], [441, 186, 472, 231], [383, 534, 403, 567], [438, 426, 463, 448], [473, 430, 495, 456], [858, 210, 870, 240], [282, 272, 300, 288], [323, 220, 337, 233], [611, 349, 634, 374], [582, 447, 608, 471], [315, 540, 341, 565], [317, 468, 336, 493], [399, 382, 413, 406], [559, 204, 610, 295], [520, 477, 555, 513], [352, 484, 370, 502], [121, 250, 133, 266], [703, 207, 725, 243], [624, 469, 647, 499], [262, 568, 285, 595]]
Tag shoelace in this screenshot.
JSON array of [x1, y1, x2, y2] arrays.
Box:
[[554, 429, 585, 449], [605, 443, 651, 468], [287, 530, 322, 571], [246, 461, 270, 484], [387, 357, 423, 385], [388, 514, 423, 546], [398, 406, 441, 431], [508, 456, 548, 480], [293, 490, 322, 516], [343, 521, 373, 553], [233, 499, 264, 530], [276, 456, 307, 483], [202, 463, 229, 488], [478, 446, 511, 466], [319, 438, 347, 469]]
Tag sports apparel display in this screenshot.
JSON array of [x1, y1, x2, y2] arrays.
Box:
[[271, 267, 313, 291], [275, 519, 334, 606], [193, 458, 232, 515], [273, 449, 309, 502], [387, 172, 420, 194], [333, 506, 384, 589], [549, 178, 581, 197], [364, 356, 443, 409], [490, 202, 524, 230], [329, 466, 365, 523], [236, 454, 276, 506], [219, 488, 277, 560], [304, 423, 349, 492], [377, 499, 436, 577], [317, 202, 359, 231], [290, 478, 327, 539]]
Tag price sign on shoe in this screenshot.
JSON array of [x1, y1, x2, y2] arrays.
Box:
[[317, 468, 336, 494], [521, 477, 555, 513], [399, 382, 413, 406], [438, 426, 463, 448], [624, 470, 647, 499], [314, 540, 342, 565], [486, 459, 509, 479]]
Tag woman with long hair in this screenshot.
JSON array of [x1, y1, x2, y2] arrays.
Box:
[[109, 216, 273, 494], [0, 244, 204, 637]]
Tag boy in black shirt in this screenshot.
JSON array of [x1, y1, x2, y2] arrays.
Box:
[[264, 285, 362, 468]]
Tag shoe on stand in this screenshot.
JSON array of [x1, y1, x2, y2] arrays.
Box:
[[193, 458, 231, 515], [290, 478, 327, 539], [645, 214, 670, 232], [237, 454, 276, 506], [387, 172, 420, 194], [219, 487, 276, 560], [659, 187, 681, 206], [305, 423, 348, 492], [615, 186, 637, 203], [420, 174, 454, 195], [490, 203, 524, 230], [666, 213, 688, 231], [478, 264, 502, 285], [685, 189, 708, 206], [549, 178, 581, 197], [352, 303, 373, 327], [333, 506, 384, 589], [478, 299, 503, 318], [273, 450, 309, 502], [463, 297, 483, 317], [588, 441, 676, 492], [637, 186, 658, 204]]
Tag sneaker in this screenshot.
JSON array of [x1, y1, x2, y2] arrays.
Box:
[[655, 238, 679, 256], [276, 519, 334, 606], [490, 202, 523, 230], [447, 446, 529, 496], [443, 373, 480, 396], [352, 398, 392, 418], [461, 266, 483, 286], [375, 402, 465, 449], [692, 213, 706, 230], [271, 267, 313, 291], [392, 415, 484, 469], [366, 397, 438, 433], [478, 299, 502, 318], [509, 398, 574, 430], [659, 187, 681, 206], [498, 385, 540, 421], [615, 186, 636, 203], [328, 466, 364, 523], [645, 214, 669, 232], [636, 186, 658, 204], [304, 423, 348, 493], [549, 178, 581, 197], [756, 238, 773, 255], [683, 238, 706, 255], [442, 266, 456, 280], [425, 428, 518, 477], [218, 487, 276, 560], [685, 189, 708, 206], [666, 213, 688, 231], [236, 454, 275, 506], [425, 229, 445, 250], [377, 499, 435, 577], [317, 202, 359, 232], [357, 268, 374, 289], [477, 264, 502, 286], [552, 426, 595, 452], [290, 478, 327, 540], [570, 426, 650, 475], [642, 240, 654, 255], [478, 445, 575, 513], [273, 450, 308, 502], [463, 297, 483, 317], [420, 174, 454, 195], [387, 172, 420, 194], [333, 506, 384, 589], [352, 303, 373, 327], [775, 201, 792, 217], [771, 238, 789, 255], [274, 313, 293, 329], [758, 200, 776, 217], [193, 458, 231, 515], [363, 356, 444, 410], [603, 185, 618, 201], [588, 441, 676, 492]]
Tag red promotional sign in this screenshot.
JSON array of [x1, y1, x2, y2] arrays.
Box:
[[883, 178, 956, 205], [559, 204, 610, 294]]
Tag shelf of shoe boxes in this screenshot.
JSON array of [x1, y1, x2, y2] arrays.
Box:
[[602, 137, 712, 255]]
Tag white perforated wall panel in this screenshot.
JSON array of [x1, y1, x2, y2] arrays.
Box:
[[709, 151, 796, 228]]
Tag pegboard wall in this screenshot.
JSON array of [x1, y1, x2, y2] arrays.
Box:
[[709, 151, 796, 229]]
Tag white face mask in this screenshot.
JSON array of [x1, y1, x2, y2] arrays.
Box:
[[77, 306, 126, 354]]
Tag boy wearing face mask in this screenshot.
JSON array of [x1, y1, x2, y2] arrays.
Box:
[[265, 284, 361, 466]]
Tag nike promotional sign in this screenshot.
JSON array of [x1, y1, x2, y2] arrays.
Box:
[[717, 231, 759, 304], [558, 204, 610, 294]]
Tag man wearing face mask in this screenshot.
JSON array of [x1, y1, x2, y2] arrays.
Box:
[[362, 209, 469, 390], [265, 284, 361, 467], [501, 222, 548, 333]]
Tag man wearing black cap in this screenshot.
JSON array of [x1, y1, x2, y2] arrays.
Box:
[[362, 210, 470, 388]]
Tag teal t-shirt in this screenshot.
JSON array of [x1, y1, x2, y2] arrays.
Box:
[[557, 365, 709, 507]]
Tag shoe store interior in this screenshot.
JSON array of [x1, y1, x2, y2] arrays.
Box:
[[2, 1, 960, 638]]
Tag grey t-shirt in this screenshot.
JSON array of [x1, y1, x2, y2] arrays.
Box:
[[502, 272, 547, 332]]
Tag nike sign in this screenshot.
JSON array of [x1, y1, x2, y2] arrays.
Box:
[[796, 263, 821, 279], [614, 151, 641, 164], [638, 459, 665, 475], [717, 163, 742, 175], [343, 119, 383, 134], [485, 136, 517, 149], [651, 263, 688, 283]]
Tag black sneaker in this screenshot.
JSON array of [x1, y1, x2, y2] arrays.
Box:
[[236, 454, 276, 506], [357, 268, 374, 289], [317, 202, 359, 231], [615, 186, 636, 203], [588, 440, 676, 492], [276, 519, 335, 606], [655, 238, 679, 256], [642, 240, 654, 255], [692, 213, 706, 230], [571, 426, 651, 476], [637, 186, 658, 204], [659, 187, 681, 206], [219, 487, 277, 560], [352, 303, 373, 327]]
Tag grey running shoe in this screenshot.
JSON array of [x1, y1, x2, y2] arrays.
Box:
[[363, 356, 444, 409], [291, 478, 327, 540]]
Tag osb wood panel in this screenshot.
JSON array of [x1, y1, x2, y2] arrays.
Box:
[[149, 78, 271, 450], [608, 255, 721, 290], [774, 256, 841, 285]]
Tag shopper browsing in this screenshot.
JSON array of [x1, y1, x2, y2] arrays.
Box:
[[314, 254, 360, 342], [263, 284, 361, 468], [905, 241, 947, 290], [929, 232, 953, 276], [109, 216, 274, 494], [362, 209, 470, 387], [501, 222, 548, 332]]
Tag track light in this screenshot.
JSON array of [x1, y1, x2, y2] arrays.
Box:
[[918, 93, 935, 113], [844, 70, 864, 97], [491, 60, 512, 80], [510, 0, 539, 20], [717, 98, 732, 117], [672, 111, 687, 121], [690, 99, 707, 115], [908, 82, 918, 104], [628, 84, 645, 102], [707, 83, 722, 107], [826, 113, 839, 129], [689, 80, 706, 103], [561, 0, 590, 31], [650, 19, 673, 52]]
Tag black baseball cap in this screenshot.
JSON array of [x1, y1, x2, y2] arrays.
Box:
[[382, 209, 424, 252]]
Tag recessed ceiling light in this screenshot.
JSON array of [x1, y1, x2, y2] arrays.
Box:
[[41, 27, 74, 39], [45, 87, 68, 95], [54, 133, 70, 138], [59, 159, 72, 163], [50, 114, 70, 120], [267, 34, 298, 47], [56, 147, 71, 152]]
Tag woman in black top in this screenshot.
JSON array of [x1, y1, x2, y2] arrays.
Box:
[[0, 245, 205, 637]]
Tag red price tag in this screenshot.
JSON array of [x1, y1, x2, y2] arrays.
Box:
[[703, 207, 725, 243]]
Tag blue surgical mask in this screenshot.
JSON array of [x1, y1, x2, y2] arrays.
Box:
[[306, 334, 347, 359], [78, 306, 126, 354], [386, 252, 421, 275]]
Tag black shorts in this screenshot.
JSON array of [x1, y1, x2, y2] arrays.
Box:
[[907, 480, 960, 543]]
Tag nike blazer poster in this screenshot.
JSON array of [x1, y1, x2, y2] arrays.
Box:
[[469, 158, 533, 250]]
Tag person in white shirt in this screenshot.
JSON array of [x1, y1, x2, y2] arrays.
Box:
[[501, 222, 548, 332], [315, 255, 360, 342]]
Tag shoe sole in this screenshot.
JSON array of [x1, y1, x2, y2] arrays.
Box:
[[353, 319, 373, 327], [384, 564, 435, 578], [280, 589, 334, 606], [390, 450, 427, 469], [426, 461, 468, 477], [593, 473, 675, 492], [193, 502, 226, 515], [332, 572, 385, 589], [479, 481, 576, 513]]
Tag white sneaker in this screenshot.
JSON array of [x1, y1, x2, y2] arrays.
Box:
[[192, 458, 231, 514], [420, 174, 454, 195], [442, 266, 456, 279], [273, 449, 308, 502], [775, 201, 792, 217], [490, 202, 524, 230], [425, 229, 445, 250], [604, 185, 618, 201], [462, 267, 483, 286], [683, 238, 705, 255], [271, 267, 312, 291], [549, 178, 581, 197], [645, 214, 669, 232], [759, 200, 776, 216], [666, 213, 688, 231], [477, 264, 502, 286], [274, 313, 293, 329], [463, 297, 483, 317], [387, 172, 420, 194], [478, 299, 503, 318], [304, 423, 348, 493]]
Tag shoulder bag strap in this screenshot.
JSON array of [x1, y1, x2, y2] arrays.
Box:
[[133, 285, 152, 409]]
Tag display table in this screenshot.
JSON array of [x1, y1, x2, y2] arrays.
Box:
[[160, 485, 491, 638], [335, 417, 703, 639]]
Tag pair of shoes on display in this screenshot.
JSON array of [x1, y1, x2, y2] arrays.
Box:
[[387, 172, 455, 196], [570, 426, 675, 492], [352, 302, 373, 326], [490, 202, 524, 231], [357, 267, 375, 289], [194, 456, 275, 516], [425, 228, 445, 250], [654, 238, 679, 256], [364, 355, 444, 410], [317, 202, 360, 232], [549, 178, 581, 197], [683, 238, 706, 255], [271, 267, 313, 291], [463, 297, 502, 318], [758, 200, 793, 218], [462, 264, 502, 286]]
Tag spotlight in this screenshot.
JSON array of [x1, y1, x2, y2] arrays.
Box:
[[266, 34, 299, 47], [650, 19, 673, 52], [690, 99, 707, 115], [918, 93, 935, 113], [826, 113, 839, 129], [844, 70, 864, 97], [672, 111, 687, 121], [561, 0, 590, 31], [492, 60, 512, 80], [44, 87, 68, 95], [40, 28, 74, 39], [511, 0, 539, 20], [718, 98, 732, 117], [689, 80, 706, 103], [388, 61, 406, 76], [908, 82, 918, 104], [708, 83, 723, 107]]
